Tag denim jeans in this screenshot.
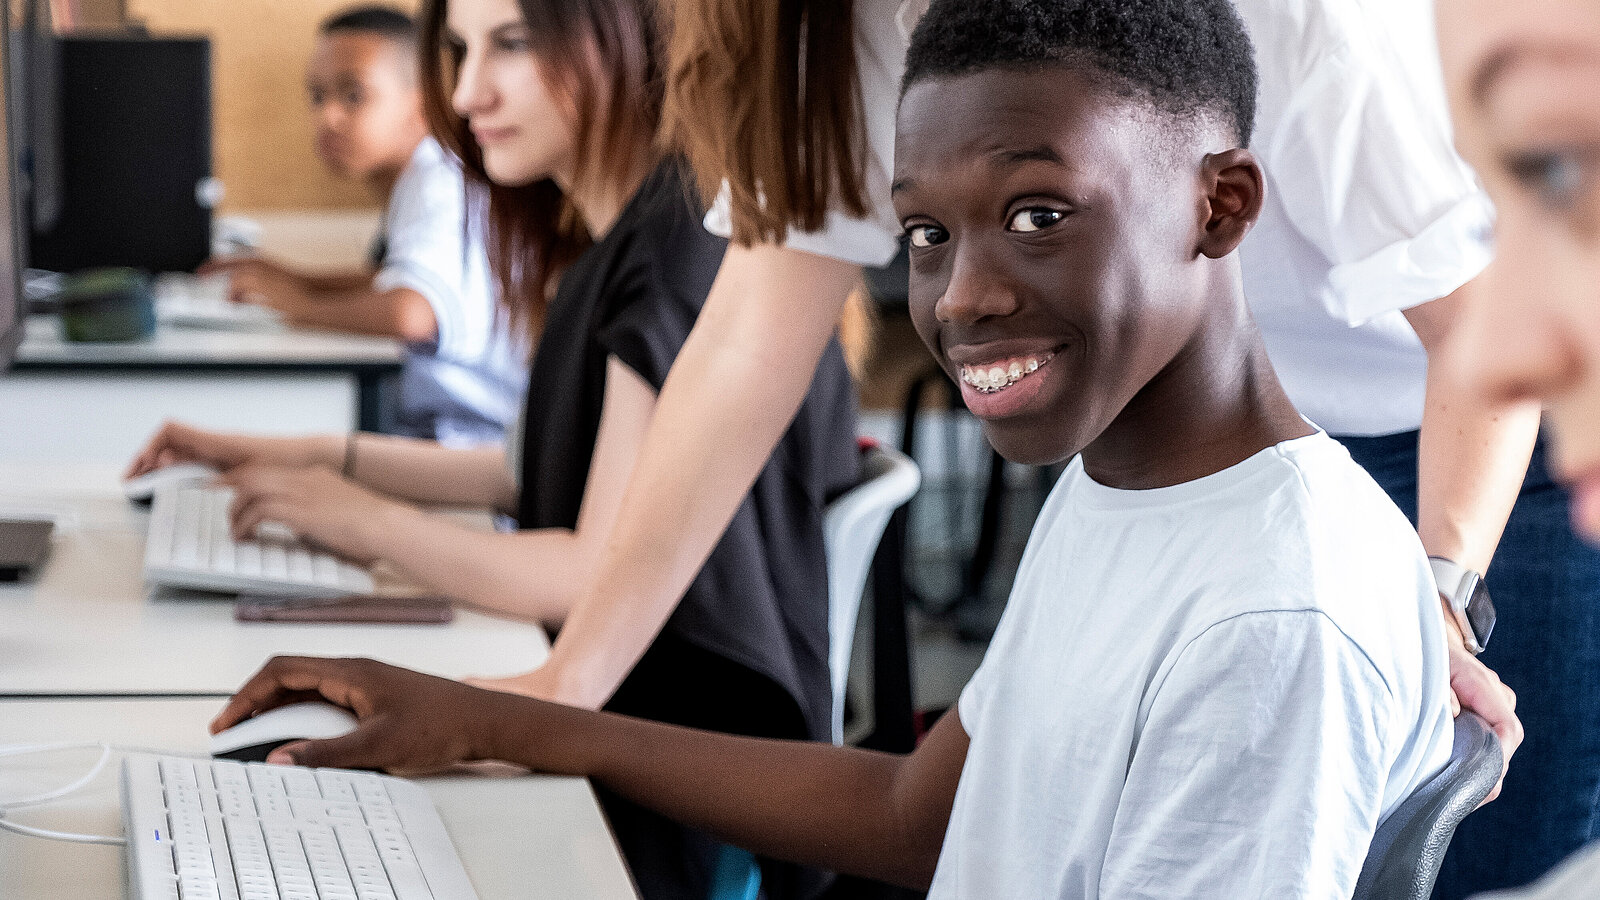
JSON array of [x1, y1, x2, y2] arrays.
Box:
[[1335, 431, 1600, 897]]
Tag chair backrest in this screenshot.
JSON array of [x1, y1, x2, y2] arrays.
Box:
[[1352, 711, 1502, 900], [822, 442, 921, 744]]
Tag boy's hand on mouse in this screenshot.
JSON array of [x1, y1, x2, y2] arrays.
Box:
[[214, 656, 504, 776], [125, 422, 341, 480], [222, 464, 414, 564], [1441, 610, 1521, 805]]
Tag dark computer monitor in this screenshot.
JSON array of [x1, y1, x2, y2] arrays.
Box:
[[0, 6, 25, 371], [27, 34, 213, 274], [0, 6, 52, 581]]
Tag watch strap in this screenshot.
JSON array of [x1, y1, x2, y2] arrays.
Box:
[[1428, 555, 1492, 654], [1428, 557, 1473, 610]]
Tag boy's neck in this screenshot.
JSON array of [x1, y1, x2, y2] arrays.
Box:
[[1080, 285, 1313, 491], [364, 134, 427, 203]]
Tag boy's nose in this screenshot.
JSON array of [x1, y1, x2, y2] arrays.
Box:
[[935, 246, 1020, 324]]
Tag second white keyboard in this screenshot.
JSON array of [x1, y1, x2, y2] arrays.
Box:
[[122, 753, 480, 900], [144, 485, 375, 598]]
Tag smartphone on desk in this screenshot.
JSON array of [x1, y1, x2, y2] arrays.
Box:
[[235, 594, 455, 625]]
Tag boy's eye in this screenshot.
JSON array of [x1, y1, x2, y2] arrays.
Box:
[[907, 224, 948, 248], [1007, 207, 1065, 233]]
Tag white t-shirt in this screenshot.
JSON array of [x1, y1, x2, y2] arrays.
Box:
[[373, 137, 527, 447], [1235, 0, 1495, 436], [928, 433, 1453, 899]]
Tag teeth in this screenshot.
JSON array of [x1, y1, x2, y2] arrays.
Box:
[[960, 353, 1054, 394]]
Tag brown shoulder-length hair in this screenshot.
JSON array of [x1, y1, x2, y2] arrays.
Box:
[[663, 0, 869, 247], [418, 0, 663, 335]]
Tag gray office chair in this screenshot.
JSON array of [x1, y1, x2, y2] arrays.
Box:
[[1352, 711, 1502, 900]]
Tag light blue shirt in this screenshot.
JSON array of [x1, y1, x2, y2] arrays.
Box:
[[373, 137, 526, 446]]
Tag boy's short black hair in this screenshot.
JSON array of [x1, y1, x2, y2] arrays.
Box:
[[903, 0, 1257, 146], [321, 5, 418, 46]]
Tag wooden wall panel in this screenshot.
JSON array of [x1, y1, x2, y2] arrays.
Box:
[[127, 0, 417, 211]]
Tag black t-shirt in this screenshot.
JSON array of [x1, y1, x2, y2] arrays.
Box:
[[516, 160, 859, 746]]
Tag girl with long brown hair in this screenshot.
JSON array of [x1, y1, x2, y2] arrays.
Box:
[[126, 0, 857, 894], [474, 0, 909, 707]]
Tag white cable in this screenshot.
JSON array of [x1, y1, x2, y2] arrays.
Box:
[[0, 813, 125, 845], [0, 741, 126, 846], [0, 742, 112, 807]]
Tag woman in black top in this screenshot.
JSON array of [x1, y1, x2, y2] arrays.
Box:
[[125, 0, 856, 895]]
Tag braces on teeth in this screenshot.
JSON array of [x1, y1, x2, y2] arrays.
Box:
[[962, 353, 1053, 393]]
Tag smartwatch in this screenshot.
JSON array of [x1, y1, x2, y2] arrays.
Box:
[[1428, 556, 1496, 654]]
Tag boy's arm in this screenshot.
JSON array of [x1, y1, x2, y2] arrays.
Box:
[[300, 271, 377, 293], [214, 656, 968, 889], [263, 284, 440, 343], [204, 256, 439, 341], [1100, 610, 1425, 899]]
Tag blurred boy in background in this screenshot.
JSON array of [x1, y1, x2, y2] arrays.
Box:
[[206, 5, 524, 446]]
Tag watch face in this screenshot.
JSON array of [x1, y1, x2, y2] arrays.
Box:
[[1467, 580, 1497, 649]]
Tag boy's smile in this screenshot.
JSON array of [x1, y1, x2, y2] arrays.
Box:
[[894, 66, 1308, 482]]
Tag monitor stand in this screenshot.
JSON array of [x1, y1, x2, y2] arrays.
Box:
[[0, 517, 54, 581]]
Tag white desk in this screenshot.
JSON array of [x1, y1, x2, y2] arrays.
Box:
[[0, 697, 638, 899], [0, 464, 548, 696], [1, 317, 405, 465]]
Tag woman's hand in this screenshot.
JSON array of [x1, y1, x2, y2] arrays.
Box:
[[222, 465, 414, 564], [125, 422, 340, 480], [1441, 611, 1523, 804], [212, 656, 514, 775]]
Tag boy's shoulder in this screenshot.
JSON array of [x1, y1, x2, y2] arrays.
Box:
[[1039, 431, 1430, 641]]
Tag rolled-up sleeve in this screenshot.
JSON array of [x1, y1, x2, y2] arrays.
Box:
[[1249, 1, 1493, 325], [373, 148, 495, 362]]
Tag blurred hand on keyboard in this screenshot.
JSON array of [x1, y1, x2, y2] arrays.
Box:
[[127, 421, 343, 481], [222, 465, 416, 565]]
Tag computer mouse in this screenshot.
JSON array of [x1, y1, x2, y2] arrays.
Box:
[[123, 462, 219, 504], [210, 700, 360, 763]]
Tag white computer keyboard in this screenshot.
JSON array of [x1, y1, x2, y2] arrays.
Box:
[[155, 273, 284, 331], [144, 485, 375, 598], [122, 753, 480, 900]]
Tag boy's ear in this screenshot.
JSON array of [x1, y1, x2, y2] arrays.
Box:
[[1196, 148, 1264, 260]]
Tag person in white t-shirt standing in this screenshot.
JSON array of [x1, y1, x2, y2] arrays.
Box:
[[1234, 2, 1597, 893], [206, 2, 1454, 896], [204, 6, 525, 447]]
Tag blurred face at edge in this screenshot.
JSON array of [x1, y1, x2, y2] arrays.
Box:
[[1439, 0, 1600, 541]]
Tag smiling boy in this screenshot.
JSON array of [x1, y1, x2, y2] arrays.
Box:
[[209, 0, 1453, 895]]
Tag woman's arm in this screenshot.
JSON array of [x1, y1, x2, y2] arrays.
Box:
[[359, 357, 656, 625], [343, 434, 514, 512], [215, 656, 968, 890], [227, 357, 657, 627], [488, 242, 861, 706], [1404, 283, 1536, 798]]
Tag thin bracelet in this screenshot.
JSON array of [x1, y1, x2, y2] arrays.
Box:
[[342, 432, 359, 478]]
